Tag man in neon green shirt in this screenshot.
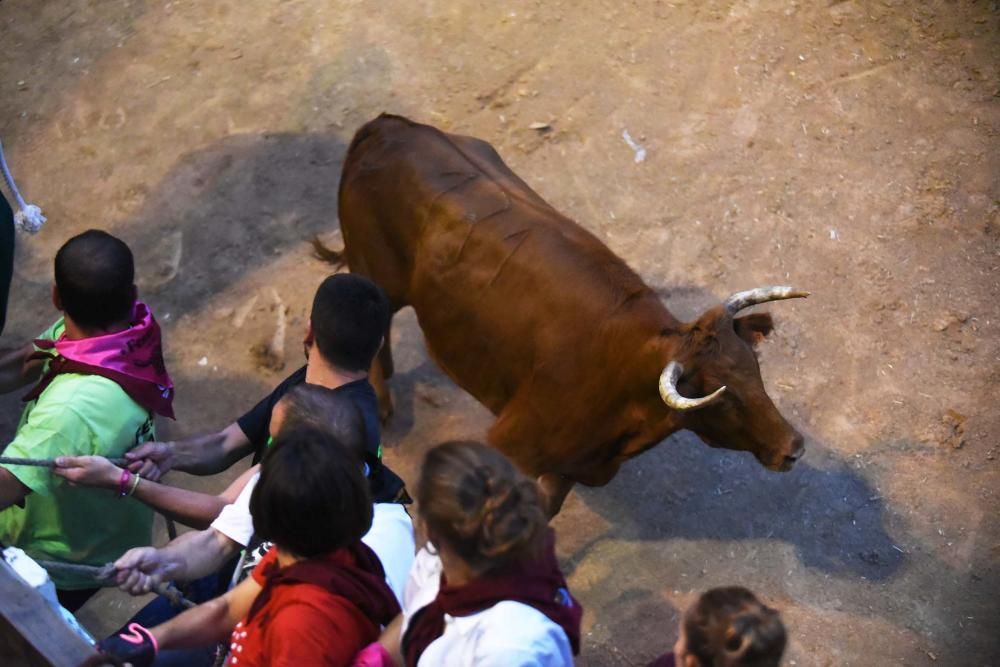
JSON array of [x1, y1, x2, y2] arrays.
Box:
[[0, 230, 174, 611]]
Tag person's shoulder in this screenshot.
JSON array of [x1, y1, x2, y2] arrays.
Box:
[[333, 378, 377, 400], [271, 585, 371, 632], [469, 601, 572, 657], [34, 318, 65, 344], [265, 589, 374, 665], [40, 373, 138, 416]]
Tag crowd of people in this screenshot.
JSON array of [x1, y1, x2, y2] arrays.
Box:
[[0, 227, 789, 666]]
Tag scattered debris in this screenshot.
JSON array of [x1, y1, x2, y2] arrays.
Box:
[[829, 228, 839, 240], [932, 311, 969, 331], [251, 290, 288, 372], [141, 230, 183, 290], [416, 386, 444, 407], [941, 409, 967, 449], [197, 356, 208, 366], [528, 121, 551, 131], [621, 129, 647, 163], [233, 294, 259, 328]]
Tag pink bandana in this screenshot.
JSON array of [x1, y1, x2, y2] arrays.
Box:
[[23, 302, 175, 418]]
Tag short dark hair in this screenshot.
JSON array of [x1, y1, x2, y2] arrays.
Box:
[[275, 384, 367, 464], [684, 587, 787, 667], [311, 274, 389, 372], [54, 230, 135, 329], [251, 426, 372, 557]]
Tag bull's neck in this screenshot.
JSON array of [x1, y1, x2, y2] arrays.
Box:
[[637, 320, 691, 436]]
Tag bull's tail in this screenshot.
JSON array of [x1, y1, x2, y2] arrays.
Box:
[[311, 236, 347, 270]]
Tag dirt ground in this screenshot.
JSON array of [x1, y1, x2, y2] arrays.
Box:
[[1, 0, 998, 664]]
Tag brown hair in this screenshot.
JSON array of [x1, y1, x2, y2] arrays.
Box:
[[416, 441, 547, 572], [683, 587, 786, 667]]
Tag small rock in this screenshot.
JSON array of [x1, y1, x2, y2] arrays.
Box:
[[528, 121, 551, 131], [197, 356, 208, 366], [942, 409, 967, 449]]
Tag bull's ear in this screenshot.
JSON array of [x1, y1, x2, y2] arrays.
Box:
[[734, 312, 774, 346]]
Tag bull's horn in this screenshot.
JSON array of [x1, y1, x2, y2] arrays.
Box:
[[658, 361, 726, 411], [724, 286, 810, 315]]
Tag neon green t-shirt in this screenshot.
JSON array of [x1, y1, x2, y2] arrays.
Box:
[[0, 319, 155, 589]]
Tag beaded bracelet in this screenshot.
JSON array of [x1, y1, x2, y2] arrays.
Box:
[[127, 472, 141, 497], [117, 469, 132, 498]]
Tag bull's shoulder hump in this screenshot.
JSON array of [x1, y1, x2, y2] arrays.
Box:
[[348, 115, 554, 211]]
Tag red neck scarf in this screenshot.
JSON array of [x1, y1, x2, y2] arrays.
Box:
[[246, 541, 400, 630], [402, 529, 582, 667], [22, 302, 175, 418]]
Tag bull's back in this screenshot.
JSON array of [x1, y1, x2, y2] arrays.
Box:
[[338, 114, 664, 414]]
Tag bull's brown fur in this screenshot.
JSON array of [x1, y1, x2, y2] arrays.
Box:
[[322, 114, 804, 513]]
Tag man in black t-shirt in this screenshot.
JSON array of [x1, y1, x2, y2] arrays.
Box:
[[126, 274, 406, 504]]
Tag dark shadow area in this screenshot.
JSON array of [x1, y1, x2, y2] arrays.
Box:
[[120, 132, 347, 315], [578, 590, 679, 667], [570, 429, 905, 581]]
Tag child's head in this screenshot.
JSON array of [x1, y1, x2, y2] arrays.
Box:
[[54, 230, 136, 330], [676, 587, 786, 667], [250, 425, 372, 558], [416, 441, 547, 574], [309, 274, 389, 372], [269, 384, 367, 466]]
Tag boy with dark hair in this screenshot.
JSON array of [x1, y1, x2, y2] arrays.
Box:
[[0, 229, 173, 611], [126, 272, 405, 503]]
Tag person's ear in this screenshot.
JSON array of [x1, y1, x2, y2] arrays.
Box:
[[683, 654, 700, 667], [51, 284, 63, 311], [304, 320, 315, 347]]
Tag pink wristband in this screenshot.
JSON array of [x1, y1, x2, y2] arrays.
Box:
[[117, 469, 132, 498]]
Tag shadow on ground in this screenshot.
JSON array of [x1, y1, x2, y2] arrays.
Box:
[[570, 430, 905, 581], [15, 131, 348, 317]]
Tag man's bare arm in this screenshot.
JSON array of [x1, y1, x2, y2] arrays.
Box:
[[0, 343, 43, 394], [126, 422, 253, 479], [0, 468, 29, 512], [114, 528, 241, 595]]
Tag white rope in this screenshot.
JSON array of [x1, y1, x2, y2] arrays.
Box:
[[0, 138, 46, 234]]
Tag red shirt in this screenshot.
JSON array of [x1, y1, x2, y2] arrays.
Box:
[[227, 549, 379, 667]]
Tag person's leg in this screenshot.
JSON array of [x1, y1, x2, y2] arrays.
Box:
[[0, 192, 14, 336]]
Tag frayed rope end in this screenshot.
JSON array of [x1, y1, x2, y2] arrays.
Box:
[[14, 204, 46, 234]]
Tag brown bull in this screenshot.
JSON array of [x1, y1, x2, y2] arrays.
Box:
[[318, 114, 807, 515]]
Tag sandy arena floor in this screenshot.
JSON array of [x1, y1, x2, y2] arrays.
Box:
[[1, 1, 998, 665]]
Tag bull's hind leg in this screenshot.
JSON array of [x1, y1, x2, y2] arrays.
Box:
[[370, 311, 397, 423]]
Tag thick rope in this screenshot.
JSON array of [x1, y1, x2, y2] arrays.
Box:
[[0, 456, 129, 468], [36, 559, 196, 609], [0, 137, 46, 233]]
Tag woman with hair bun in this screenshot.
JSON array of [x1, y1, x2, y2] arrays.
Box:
[[360, 441, 581, 666], [651, 587, 787, 667]]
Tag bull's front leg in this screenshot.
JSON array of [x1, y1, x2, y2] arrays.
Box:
[[488, 399, 574, 518], [537, 472, 575, 518]]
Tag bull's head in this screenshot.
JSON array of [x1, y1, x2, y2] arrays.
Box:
[[660, 286, 808, 471]]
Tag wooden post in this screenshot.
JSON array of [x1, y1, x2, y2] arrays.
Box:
[[0, 559, 100, 666]]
